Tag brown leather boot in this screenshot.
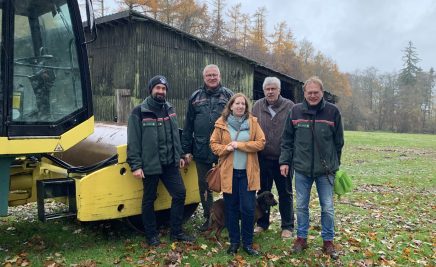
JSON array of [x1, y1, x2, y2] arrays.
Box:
[[323, 240, 339, 259], [291, 237, 308, 253]]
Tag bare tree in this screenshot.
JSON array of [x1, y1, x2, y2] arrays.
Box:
[[93, 0, 109, 17], [246, 6, 267, 62], [175, 0, 210, 36], [208, 0, 226, 45], [224, 3, 242, 51]]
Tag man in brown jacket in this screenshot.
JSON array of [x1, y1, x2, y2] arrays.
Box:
[[252, 77, 295, 239]]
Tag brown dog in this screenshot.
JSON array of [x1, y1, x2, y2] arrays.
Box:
[[205, 191, 278, 242]]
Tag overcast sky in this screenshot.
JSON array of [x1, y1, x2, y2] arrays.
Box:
[[211, 0, 436, 74], [102, 0, 435, 73]]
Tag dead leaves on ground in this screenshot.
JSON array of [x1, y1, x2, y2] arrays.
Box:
[[333, 182, 434, 267]]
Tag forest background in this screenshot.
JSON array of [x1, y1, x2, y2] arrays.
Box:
[[85, 0, 435, 133]]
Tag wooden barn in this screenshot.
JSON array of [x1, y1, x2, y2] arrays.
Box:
[[85, 10, 303, 124]]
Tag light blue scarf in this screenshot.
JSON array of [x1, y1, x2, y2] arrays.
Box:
[[227, 114, 249, 131]]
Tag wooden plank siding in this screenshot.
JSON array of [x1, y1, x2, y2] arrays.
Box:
[[86, 11, 302, 125]]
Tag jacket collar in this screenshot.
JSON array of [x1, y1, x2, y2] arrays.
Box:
[[202, 84, 223, 95], [302, 98, 326, 115], [140, 96, 172, 113], [261, 95, 287, 112]]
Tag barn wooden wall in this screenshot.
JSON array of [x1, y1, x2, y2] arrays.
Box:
[[87, 18, 254, 126]]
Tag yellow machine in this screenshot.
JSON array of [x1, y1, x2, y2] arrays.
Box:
[[0, 0, 199, 223]]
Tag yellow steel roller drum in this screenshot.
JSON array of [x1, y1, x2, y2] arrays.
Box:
[[57, 123, 200, 223]]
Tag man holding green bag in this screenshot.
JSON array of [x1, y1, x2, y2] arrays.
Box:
[[279, 76, 344, 259]]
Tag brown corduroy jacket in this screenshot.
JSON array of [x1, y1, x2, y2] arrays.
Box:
[[210, 115, 265, 194], [252, 96, 294, 160]]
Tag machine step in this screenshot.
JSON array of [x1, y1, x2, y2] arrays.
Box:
[[36, 178, 77, 222]]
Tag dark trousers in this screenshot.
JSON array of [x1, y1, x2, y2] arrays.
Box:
[[224, 169, 256, 246], [141, 164, 186, 239], [195, 161, 214, 219], [257, 156, 294, 231]]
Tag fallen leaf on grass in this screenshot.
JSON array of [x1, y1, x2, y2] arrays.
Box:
[[265, 253, 281, 261], [163, 251, 182, 265], [2, 253, 31, 267], [43, 260, 62, 267], [364, 248, 374, 257], [71, 259, 98, 267]]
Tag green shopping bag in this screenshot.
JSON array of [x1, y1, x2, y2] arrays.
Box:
[[334, 169, 353, 197]]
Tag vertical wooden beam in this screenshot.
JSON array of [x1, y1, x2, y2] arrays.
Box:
[[115, 89, 132, 124]]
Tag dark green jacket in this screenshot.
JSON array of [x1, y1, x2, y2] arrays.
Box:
[[279, 98, 344, 178], [127, 97, 182, 175], [181, 84, 233, 163]]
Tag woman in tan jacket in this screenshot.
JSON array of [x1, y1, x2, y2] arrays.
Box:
[[210, 93, 265, 256]]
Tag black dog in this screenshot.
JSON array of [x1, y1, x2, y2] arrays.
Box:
[[205, 191, 278, 242]]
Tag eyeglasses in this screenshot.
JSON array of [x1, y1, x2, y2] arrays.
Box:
[[205, 74, 219, 78]]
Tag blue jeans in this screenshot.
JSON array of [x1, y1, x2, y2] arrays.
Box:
[[257, 156, 294, 231], [142, 164, 186, 239], [295, 171, 335, 241], [223, 169, 256, 246]]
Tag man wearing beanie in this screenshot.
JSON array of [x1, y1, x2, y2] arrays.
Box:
[[127, 75, 194, 246], [181, 64, 234, 231]]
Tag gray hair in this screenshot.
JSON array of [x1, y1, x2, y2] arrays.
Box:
[[203, 64, 220, 76], [263, 77, 281, 90], [303, 76, 324, 91]]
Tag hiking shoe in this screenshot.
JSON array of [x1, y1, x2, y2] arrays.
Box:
[[281, 229, 293, 239], [242, 245, 260, 256], [199, 219, 209, 232], [170, 232, 195, 242], [323, 240, 339, 260], [146, 236, 160, 246], [291, 237, 308, 253], [227, 243, 239, 255], [254, 226, 265, 234]]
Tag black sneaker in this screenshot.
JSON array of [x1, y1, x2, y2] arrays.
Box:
[[146, 236, 160, 246], [199, 219, 210, 232], [170, 232, 195, 242]]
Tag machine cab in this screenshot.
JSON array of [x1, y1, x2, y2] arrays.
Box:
[[0, 0, 94, 154]]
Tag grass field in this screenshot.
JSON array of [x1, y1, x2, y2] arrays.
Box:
[[1, 131, 435, 266]]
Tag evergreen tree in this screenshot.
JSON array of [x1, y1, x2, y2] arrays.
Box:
[[399, 41, 421, 85], [397, 41, 422, 132]]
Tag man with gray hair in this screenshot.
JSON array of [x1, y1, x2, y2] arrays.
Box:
[[181, 64, 234, 231], [252, 77, 295, 239]]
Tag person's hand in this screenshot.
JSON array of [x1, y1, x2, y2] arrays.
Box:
[[226, 144, 234, 151], [184, 153, 193, 165], [229, 141, 238, 149], [132, 169, 145, 179], [280, 165, 289, 177], [179, 158, 186, 168]]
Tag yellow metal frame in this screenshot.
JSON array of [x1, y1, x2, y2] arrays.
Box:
[[6, 131, 200, 222], [0, 116, 94, 155], [75, 144, 200, 221], [9, 158, 69, 206]]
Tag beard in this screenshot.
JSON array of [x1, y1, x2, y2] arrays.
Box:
[[152, 93, 166, 102]]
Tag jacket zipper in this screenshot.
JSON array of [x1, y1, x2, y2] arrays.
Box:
[[310, 114, 316, 178]]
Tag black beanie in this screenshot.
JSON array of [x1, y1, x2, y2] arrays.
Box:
[[148, 75, 169, 94]]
